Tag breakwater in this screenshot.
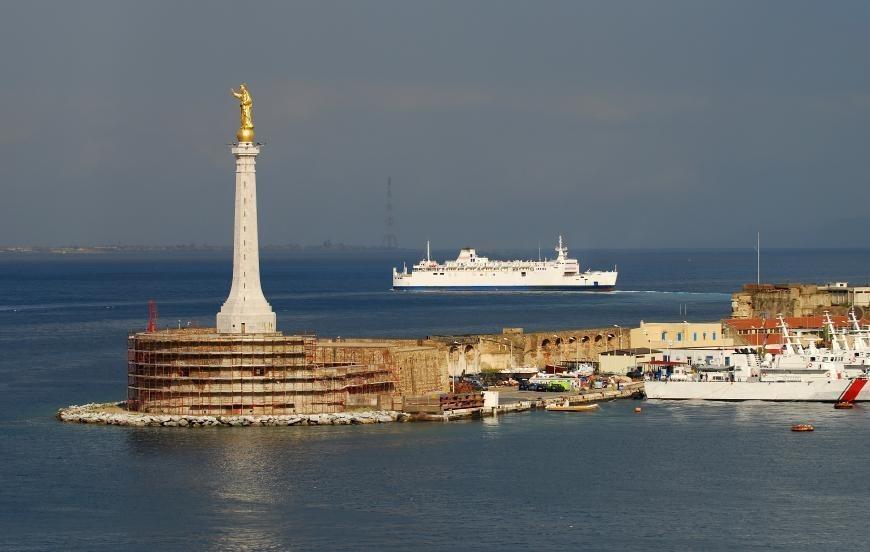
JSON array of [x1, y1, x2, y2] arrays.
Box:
[[58, 402, 409, 427]]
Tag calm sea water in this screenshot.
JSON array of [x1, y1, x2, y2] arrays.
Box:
[[1, 248, 870, 551]]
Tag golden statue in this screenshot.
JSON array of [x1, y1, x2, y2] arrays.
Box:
[[231, 83, 255, 142]]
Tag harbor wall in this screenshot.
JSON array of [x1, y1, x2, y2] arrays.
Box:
[[731, 283, 870, 319], [429, 326, 632, 375]]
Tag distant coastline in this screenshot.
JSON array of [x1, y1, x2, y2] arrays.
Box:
[[0, 242, 405, 255]]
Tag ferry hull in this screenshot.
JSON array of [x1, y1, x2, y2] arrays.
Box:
[[392, 285, 616, 291], [644, 380, 870, 402], [392, 237, 618, 291]]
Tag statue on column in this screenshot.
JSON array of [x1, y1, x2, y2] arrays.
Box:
[[231, 83, 255, 142]]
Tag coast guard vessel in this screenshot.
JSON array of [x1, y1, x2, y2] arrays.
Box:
[[392, 236, 618, 290], [645, 316, 870, 402]]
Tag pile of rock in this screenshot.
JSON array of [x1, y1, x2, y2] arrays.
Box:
[[57, 402, 409, 427]]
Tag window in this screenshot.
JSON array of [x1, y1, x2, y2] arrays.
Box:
[[703, 332, 707, 340], [693, 332, 697, 341], [661, 331, 667, 340], [712, 332, 717, 340], [677, 332, 683, 342]]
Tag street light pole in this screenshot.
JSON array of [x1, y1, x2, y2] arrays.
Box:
[[451, 341, 459, 393], [503, 338, 514, 370]]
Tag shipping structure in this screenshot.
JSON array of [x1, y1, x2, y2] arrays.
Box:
[[393, 236, 617, 290]]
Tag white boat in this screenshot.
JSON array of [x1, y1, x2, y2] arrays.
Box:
[[830, 311, 870, 376], [498, 365, 539, 376], [392, 236, 617, 290], [645, 316, 870, 402]]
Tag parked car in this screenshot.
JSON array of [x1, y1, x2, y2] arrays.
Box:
[[461, 376, 488, 391]]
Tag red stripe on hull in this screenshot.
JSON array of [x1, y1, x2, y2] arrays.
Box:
[[839, 377, 868, 402]]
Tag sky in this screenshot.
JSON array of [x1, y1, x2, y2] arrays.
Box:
[[2, 1, 870, 249]]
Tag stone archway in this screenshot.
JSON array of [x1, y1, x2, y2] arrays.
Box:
[[447, 345, 462, 377]]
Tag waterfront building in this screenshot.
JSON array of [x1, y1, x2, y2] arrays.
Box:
[[629, 321, 732, 350], [724, 315, 857, 347]]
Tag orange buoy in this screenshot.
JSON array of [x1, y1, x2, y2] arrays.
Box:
[[791, 424, 814, 432], [834, 401, 854, 409], [634, 407, 642, 413]]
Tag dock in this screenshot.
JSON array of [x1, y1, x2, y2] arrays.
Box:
[[407, 382, 644, 422]]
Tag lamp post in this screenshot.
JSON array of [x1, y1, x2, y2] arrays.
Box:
[[502, 337, 514, 370], [553, 334, 562, 370], [451, 340, 459, 393]]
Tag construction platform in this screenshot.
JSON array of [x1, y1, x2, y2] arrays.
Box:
[[126, 328, 397, 416]]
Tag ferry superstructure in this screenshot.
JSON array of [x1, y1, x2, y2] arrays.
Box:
[[392, 236, 618, 290], [645, 316, 870, 402]]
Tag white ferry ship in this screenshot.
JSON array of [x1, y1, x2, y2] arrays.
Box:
[[645, 316, 870, 402], [392, 236, 618, 291]]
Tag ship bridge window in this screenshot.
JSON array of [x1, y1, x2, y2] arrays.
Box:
[[521, 271, 527, 277]]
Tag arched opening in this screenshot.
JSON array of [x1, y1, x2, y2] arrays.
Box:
[[594, 334, 603, 343], [447, 345, 462, 378], [607, 333, 615, 342], [568, 336, 577, 344], [555, 337, 563, 347], [541, 338, 551, 349], [581, 335, 590, 344]]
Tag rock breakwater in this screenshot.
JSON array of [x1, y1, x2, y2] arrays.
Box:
[[57, 402, 409, 427]]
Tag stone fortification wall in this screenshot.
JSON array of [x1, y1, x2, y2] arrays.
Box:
[[431, 326, 632, 375], [313, 339, 448, 405], [731, 284, 854, 319]]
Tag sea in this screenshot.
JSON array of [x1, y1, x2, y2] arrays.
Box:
[[2, 248, 870, 551]]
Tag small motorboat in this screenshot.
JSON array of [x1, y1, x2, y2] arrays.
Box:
[[791, 424, 814, 432], [834, 401, 854, 409], [545, 401, 599, 412]]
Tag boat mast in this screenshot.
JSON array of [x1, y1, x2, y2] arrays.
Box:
[[426, 240, 430, 262], [755, 232, 760, 286]]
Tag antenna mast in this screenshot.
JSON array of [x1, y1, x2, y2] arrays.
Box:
[[381, 177, 398, 249], [754, 232, 760, 285]]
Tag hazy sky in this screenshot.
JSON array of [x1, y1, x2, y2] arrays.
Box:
[[2, 1, 870, 249]]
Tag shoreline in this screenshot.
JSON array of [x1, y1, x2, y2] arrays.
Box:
[[57, 402, 409, 427], [57, 384, 642, 428]]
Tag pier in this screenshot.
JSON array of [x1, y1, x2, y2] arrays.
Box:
[[401, 381, 644, 422]]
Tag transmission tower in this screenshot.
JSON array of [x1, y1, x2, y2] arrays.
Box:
[[382, 177, 398, 249]]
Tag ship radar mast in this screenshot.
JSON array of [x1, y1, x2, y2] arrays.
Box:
[[555, 235, 568, 262]]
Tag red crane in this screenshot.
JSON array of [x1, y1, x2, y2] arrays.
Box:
[[147, 300, 158, 332]]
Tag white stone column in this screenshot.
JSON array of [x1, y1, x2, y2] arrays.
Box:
[[216, 142, 276, 334]]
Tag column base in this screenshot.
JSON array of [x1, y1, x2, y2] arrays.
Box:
[[216, 311, 277, 334]]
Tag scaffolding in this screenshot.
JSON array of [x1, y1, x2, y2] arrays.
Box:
[[312, 342, 400, 409], [126, 329, 396, 416]]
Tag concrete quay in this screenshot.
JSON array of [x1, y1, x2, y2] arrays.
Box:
[[410, 382, 644, 422], [58, 402, 409, 427]]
